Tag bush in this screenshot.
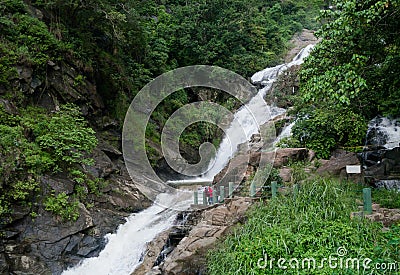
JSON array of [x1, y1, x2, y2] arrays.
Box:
[[292, 109, 367, 159], [32, 104, 97, 169], [275, 136, 302, 149], [0, 104, 97, 221], [44, 192, 80, 222]]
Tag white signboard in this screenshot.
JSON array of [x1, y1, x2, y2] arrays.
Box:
[[346, 165, 361, 174]]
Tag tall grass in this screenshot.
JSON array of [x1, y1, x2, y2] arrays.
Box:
[[207, 178, 400, 275]]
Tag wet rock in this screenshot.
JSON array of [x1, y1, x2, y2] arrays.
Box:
[[38, 238, 70, 261], [76, 236, 99, 257], [279, 167, 292, 182], [384, 147, 400, 163], [159, 198, 251, 275], [133, 231, 170, 275], [84, 148, 116, 178], [16, 66, 33, 82], [97, 139, 122, 159], [64, 234, 83, 254], [19, 203, 94, 244], [36, 92, 56, 111], [0, 99, 18, 114], [375, 179, 400, 191], [10, 205, 30, 222], [46, 62, 103, 110], [3, 230, 19, 239], [95, 116, 119, 131], [30, 77, 42, 89], [41, 175, 75, 195], [8, 254, 50, 275], [317, 150, 360, 179], [0, 252, 9, 274]]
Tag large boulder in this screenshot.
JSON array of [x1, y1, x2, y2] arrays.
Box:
[[213, 148, 309, 186], [317, 150, 361, 180], [159, 198, 252, 275], [270, 148, 309, 168]]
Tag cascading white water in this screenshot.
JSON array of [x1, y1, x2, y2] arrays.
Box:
[[375, 179, 400, 191], [366, 116, 400, 149], [62, 192, 192, 275], [62, 45, 314, 275], [203, 44, 314, 179], [273, 121, 295, 146]]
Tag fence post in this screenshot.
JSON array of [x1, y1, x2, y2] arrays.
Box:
[[271, 181, 278, 198], [250, 182, 256, 197], [363, 188, 372, 214], [219, 186, 225, 203], [213, 188, 217, 204], [229, 182, 234, 198], [194, 191, 198, 205], [203, 190, 207, 206]]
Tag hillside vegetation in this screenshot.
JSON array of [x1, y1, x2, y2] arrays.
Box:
[[292, 0, 400, 158], [0, 0, 324, 220]]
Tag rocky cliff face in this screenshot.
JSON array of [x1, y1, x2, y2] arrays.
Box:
[[0, 42, 153, 274]]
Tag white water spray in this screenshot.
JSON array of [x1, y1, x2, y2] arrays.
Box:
[[366, 116, 400, 149], [62, 192, 192, 275], [203, 44, 314, 179]]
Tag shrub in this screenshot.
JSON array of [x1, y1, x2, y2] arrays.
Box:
[[292, 109, 367, 159], [0, 104, 98, 221], [44, 192, 80, 222]]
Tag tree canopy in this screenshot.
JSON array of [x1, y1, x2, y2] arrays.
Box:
[[293, 0, 400, 158]]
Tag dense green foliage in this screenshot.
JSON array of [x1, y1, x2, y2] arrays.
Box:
[[0, 104, 97, 221], [0, 0, 67, 86], [0, 0, 326, 220], [293, 0, 400, 158], [208, 178, 400, 274], [0, 0, 325, 166], [166, 0, 324, 76]]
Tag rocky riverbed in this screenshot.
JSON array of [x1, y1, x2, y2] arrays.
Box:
[[133, 197, 252, 275]]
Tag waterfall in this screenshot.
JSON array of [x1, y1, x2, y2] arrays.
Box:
[[375, 179, 400, 191], [62, 45, 314, 275], [62, 192, 192, 275], [203, 44, 314, 179], [365, 116, 400, 149]]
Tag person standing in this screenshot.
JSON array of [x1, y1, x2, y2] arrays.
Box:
[[208, 186, 213, 205], [204, 186, 210, 205]]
